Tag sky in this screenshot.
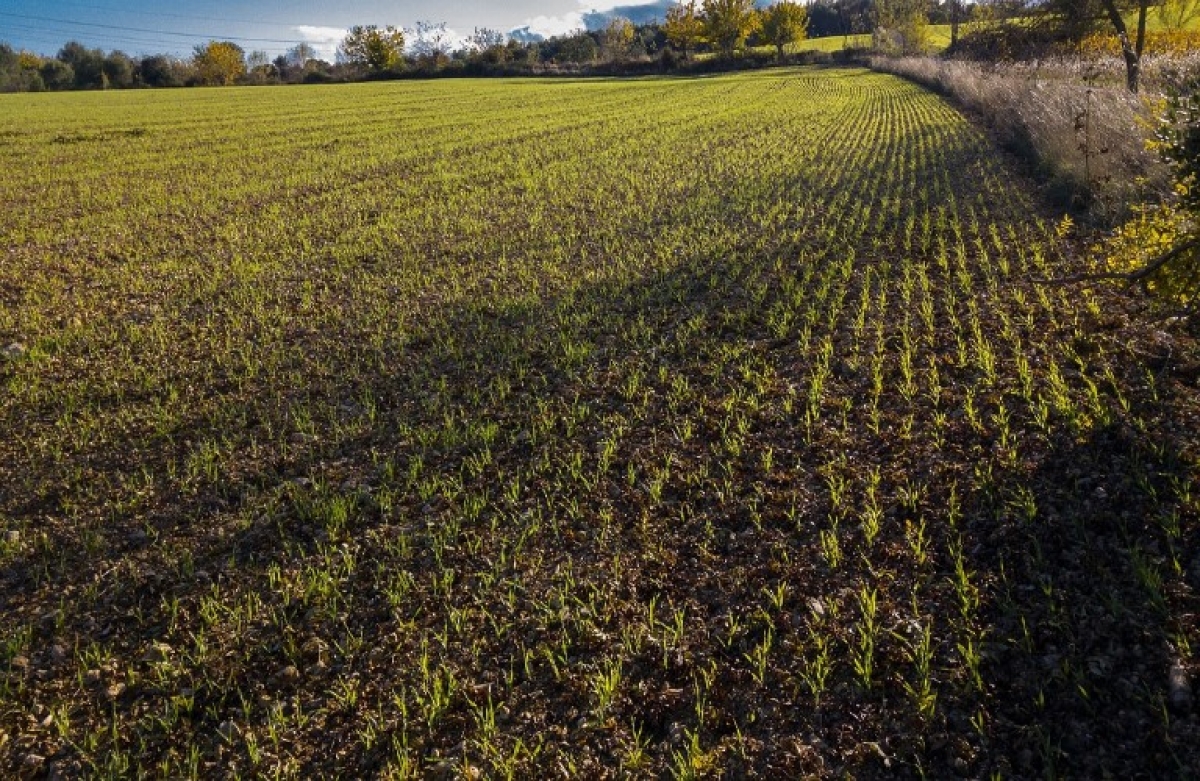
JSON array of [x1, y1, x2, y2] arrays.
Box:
[[0, 0, 678, 60]]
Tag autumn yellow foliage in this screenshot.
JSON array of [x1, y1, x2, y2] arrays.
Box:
[[1078, 29, 1200, 58]]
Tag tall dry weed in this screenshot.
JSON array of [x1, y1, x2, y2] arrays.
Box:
[[869, 55, 1180, 222]]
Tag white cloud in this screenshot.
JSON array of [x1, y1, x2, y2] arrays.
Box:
[[514, 1, 624, 39], [294, 26, 347, 61], [443, 27, 470, 52], [513, 1, 673, 40], [514, 12, 586, 40]]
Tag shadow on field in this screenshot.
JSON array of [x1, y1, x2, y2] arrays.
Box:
[[958, 412, 1200, 778]]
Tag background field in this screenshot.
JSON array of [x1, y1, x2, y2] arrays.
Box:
[[1, 69, 1197, 778], [793, 14, 1200, 54]]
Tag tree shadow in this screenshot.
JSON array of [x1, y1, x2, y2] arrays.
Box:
[[957, 410, 1200, 778]]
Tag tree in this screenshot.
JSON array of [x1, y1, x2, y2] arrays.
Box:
[[702, 0, 761, 57], [760, 1, 809, 59], [556, 31, 600, 64], [873, 0, 930, 54], [410, 21, 454, 68], [835, 0, 874, 39], [505, 39, 536, 64], [469, 27, 506, 52], [57, 41, 105, 88], [138, 55, 184, 88], [40, 59, 75, 91], [1037, 0, 1151, 92], [244, 50, 276, 84], [1158, 0, 1200, 30], [193, 41, 245, 86], [1098, 0, 1152, 93], [102, 51, 135, 89], [602, 18, 637, 61], [339, 25, 406, 71], [0, 47, 46, 92], [468, 28, 510, 64], [286, 43, 318, 69], [273, 44, 318, 82], [806, 0, 872, 39], [665, 1, 705, 59], [0, 44, 19, 92]]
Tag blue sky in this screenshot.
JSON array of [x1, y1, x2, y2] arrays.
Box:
[[0, 1, 676, 58]]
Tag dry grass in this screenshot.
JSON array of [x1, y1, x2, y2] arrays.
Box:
[[868, 55, 1185, 221]]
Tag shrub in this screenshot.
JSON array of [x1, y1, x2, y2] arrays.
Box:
[[1100, 74, 1200, 309]]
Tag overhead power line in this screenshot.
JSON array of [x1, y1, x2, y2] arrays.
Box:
[[45, 0, 322, 29], [1, 21, 225, 51], [0, 10, 313, 45]]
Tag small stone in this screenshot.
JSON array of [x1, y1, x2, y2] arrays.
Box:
[[142, 642, 173, 663], [1093, 486, 1108, 499], [1169, 660, 1193, 713], [2, 343, 26, 360], [21, 753, 45, 770], [276, 665, 301, 684], [301, 637, 327, 661], [84, 668, 102, 685], [105, 682, 126, 700], [3, 530, 18, 545], [9, 655, 28, 671]]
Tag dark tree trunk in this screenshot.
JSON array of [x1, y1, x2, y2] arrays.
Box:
[[1136, 2, 1148, 61], [1100, 0, 1149, 93]]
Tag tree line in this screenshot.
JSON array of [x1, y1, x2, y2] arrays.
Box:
[[0, 0, 821, 92], [3, 0, 1190, 94], [0, 0, 1010, 94]]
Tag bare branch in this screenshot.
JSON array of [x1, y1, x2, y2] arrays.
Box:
[[1031, 237, 1200, 286]]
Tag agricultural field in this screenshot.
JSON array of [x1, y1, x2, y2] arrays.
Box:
[[0, 68, 1198, 778]]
